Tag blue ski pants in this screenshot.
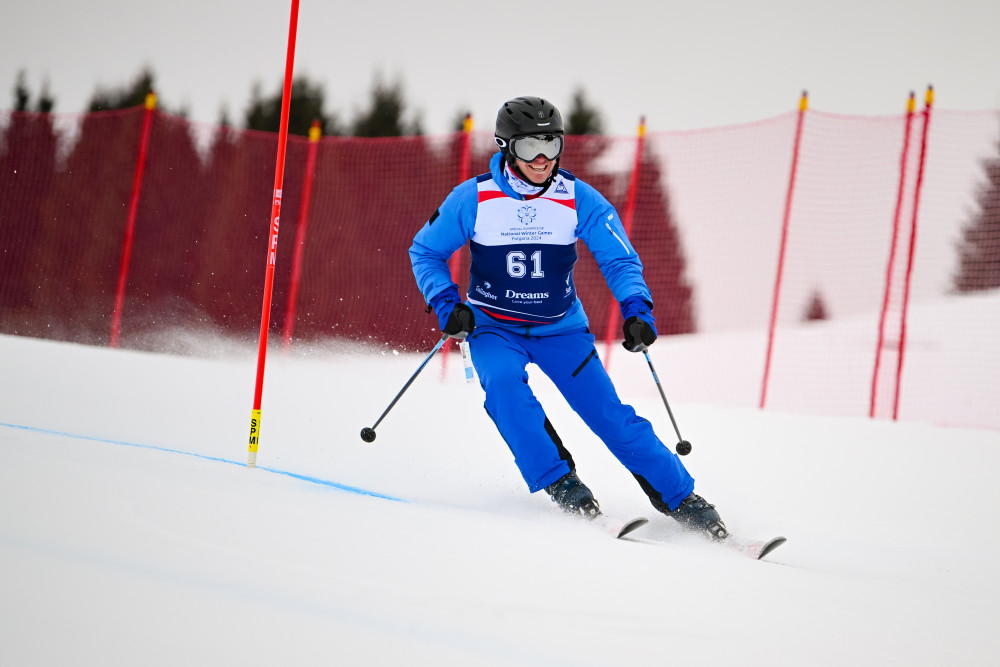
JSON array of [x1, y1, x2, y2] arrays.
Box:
[[468, 326, 695, 511]]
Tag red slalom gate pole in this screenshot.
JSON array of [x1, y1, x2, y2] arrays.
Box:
[[759, 91, 808, 410], [110, 91, 156, 348], [893, 85, 934, 421], [441, 114, 473, 377], [283, 119, 321, 351], [869, 92, 916, 418], [603, 116, 646, 369], [248, 0, 300, 467]]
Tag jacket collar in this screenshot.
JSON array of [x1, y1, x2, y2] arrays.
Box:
[[489, 152, 553, 200]]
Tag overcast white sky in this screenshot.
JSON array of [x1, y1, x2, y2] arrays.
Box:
[[3, 0, 1000, 135]]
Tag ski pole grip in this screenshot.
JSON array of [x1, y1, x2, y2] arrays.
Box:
[[453, 307, 473, 340], [628, 320, 647, 352]]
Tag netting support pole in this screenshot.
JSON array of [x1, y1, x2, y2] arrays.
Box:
[[760, 91, 807, 409], [283, 119, 321, 351], [893, 85, 934, 421], [603, 116, 646, 369], [110, 91, 156, 348], [441, 114, 473, 378], [869, 92, 916, 418], [248, 0, 300, 467]]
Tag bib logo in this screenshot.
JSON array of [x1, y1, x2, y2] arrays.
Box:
[[475, 285, 497, 300], [517, 205, 537, 225], [506, 290, 549, 300]]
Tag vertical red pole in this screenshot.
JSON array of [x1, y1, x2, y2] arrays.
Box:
[[760, 91, 808, 409], [869, 92, 916, 417], [247, 0, 300, 467], [603, 116, 646, 368], [109, 91, 156, 348], [441, 114, 473, 376], [283, 119, 321, 351], [893, 85, 933, 421]]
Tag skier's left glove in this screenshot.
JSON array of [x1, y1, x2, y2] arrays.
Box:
[[430, 287, 475, 339], [620, 295, 657, 352]]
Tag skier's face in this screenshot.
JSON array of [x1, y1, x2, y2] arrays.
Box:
[[515, 154, 556, 185]]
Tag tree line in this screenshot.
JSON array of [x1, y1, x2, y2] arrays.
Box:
[[11, 67, 998, 296], [9, 67, 607, 137]]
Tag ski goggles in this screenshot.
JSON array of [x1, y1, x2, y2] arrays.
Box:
[[508, 133, 563, 162]]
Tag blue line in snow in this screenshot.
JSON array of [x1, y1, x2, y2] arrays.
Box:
[[0, 421, 404, 502]]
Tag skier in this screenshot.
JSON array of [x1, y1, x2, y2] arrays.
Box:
[[409, 96, 727, 540]]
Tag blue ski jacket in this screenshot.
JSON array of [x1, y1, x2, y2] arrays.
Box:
[[410, 152, 653, 337]]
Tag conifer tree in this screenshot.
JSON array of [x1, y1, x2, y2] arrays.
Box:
[[12, 71, 55, 112], [0, 72, 57, 335], [350, 75, 421, 137], [627, 144, 695, 335], [954, 122, 1000, 292], [88, 68, 156, 112], [244, 75, 340, 137], [803, 289, 829, 321], [565, 87, 605, 136]]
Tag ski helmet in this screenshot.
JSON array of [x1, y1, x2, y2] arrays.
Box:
[[494, 96, 564, 161]]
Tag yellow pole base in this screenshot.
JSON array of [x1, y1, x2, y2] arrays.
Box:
[[247, 409, 261, 467]]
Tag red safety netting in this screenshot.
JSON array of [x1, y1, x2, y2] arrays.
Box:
[[1, 104, 998, 429]]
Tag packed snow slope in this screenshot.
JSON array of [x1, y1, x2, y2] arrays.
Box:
[[2, 300, 999, 665]]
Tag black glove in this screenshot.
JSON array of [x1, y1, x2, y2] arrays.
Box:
[[622, 316, 657, 352], [442, 303, 475, 339]]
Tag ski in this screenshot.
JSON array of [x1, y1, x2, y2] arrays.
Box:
[[591, 513, 650, 539], [722, 534, 787, 560], [621, 529, 787, 561], [569, 509, 784, 558]]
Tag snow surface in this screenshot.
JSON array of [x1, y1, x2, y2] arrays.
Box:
[[2, 302, 999, 665]]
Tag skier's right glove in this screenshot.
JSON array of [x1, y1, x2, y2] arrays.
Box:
[[430, 288, 475, 339], [442, 304, 475, 339]]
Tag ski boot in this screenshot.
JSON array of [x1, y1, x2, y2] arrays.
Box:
[[545, 471, 601, 518], [667, 493, 729, 541]]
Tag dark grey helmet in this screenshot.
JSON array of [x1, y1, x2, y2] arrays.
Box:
[[495, 96, 564, 147]]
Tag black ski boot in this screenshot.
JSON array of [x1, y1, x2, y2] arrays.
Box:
[[545, 471, 601, 518], [667, 493, 729, 540]]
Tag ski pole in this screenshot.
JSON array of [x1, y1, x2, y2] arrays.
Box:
[[360, 335, 448, 443], [642, 350, 692, 455], [626, 321, 692, 456]]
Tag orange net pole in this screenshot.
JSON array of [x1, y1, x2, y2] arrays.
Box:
[[602, 116, 646, 368], [441, 114, 473, 376], [109, 91, 156, 348], [893, 86, 934, 420], [760, 91, 808, 409], [283, 119, 321, 350], [870, 92, 917, 417]]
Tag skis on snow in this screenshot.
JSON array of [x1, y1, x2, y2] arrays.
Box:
[[591, 512, 786, 561]]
